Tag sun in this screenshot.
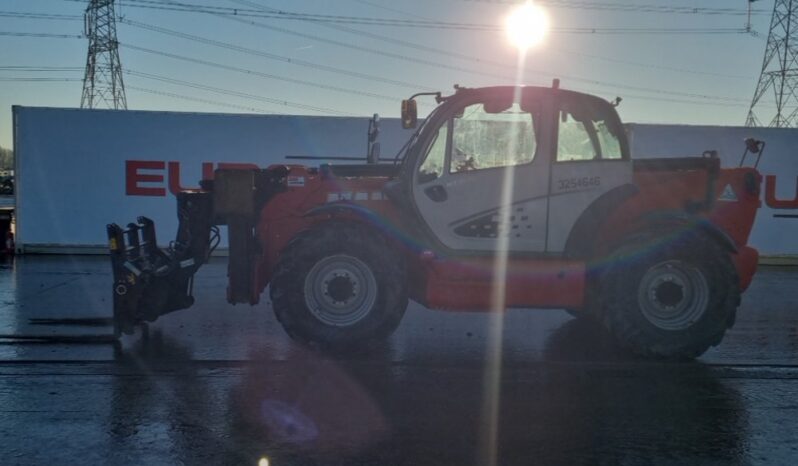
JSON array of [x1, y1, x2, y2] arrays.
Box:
[[505, 2, 549, 50]]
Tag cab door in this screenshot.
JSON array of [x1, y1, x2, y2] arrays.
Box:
[[546, 93, 634, 252], [410, 90, 555, 253]]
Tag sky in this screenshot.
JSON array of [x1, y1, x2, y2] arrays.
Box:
[[0, 0, 779, 149]]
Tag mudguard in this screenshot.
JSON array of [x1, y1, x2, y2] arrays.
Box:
[[564, 184, 639, 259], [629, 211, 738, 253], [302, 201, 423, 253]]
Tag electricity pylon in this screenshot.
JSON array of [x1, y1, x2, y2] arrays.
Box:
[[80, 0, 127, 109]]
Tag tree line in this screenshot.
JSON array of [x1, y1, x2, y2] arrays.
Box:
[[0, 145, 12, 170]]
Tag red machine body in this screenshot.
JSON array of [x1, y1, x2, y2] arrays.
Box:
[[247, 163, 761, 312]]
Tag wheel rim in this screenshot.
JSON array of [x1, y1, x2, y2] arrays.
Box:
[[637, 260, 710, 331], [303, 254, 378, 327]]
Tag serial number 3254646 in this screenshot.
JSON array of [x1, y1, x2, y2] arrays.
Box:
[[557, 176, 601, 191]]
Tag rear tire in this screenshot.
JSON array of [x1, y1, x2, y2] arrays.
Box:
[[599, 233, 739, 359], [270, 222, 408, 349]]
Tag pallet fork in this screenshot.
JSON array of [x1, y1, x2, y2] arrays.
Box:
[[107, 191, 215, 336]]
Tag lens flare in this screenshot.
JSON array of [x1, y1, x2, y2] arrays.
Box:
[[505, 2, 549, 49], [479, 60, 528, 466]]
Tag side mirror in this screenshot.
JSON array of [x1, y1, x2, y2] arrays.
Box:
[[744, 137, 762, 154], [740, 137, 766, 168], [402, 99, 418, 129]]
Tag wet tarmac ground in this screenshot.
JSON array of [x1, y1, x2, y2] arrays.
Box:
[[0, 255, 797, 465]]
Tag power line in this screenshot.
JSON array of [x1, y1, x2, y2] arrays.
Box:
[[0, 66, 84, 71], [58, 0, 770, 18], [0, 12, 749, 107], [0, 11, 82, 20], [120, 0, 754, 105], [121, 43, 403, 102], [124, 70, 356, 115], [442, 0, 769, 16], [553, 47, 753, 80], [144, 5, 512, 83], [126, 85, 281, 114], [119, 19, 435, 91], [116, 0, 500, 30], [119, 35, 731, 112], [1, 5, 754, 113], [0, 59, 364, 115], [88, 0, 754, 34], [0, 31, 83, 39], [59, 0, 498, 30], [616, 92, 765, 109], [0, 77, 82, 82], [120, 38, 752, 112], [128, 78, 772, 117], [350, 0, 430, 20], [225, 1, 749, 103], [0, 16, 431, 112], [342, 0, 752, 80], [548, 27, 749, 35], [234, 0, 493, 68], [242, 0, 753, 83]]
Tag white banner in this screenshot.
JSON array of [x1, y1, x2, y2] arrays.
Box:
[[12, 107, 797, 257]]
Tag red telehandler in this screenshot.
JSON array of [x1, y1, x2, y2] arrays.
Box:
[[107, 83, 762, 358]]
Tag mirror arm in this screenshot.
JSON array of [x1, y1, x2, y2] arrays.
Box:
[[409, 91, 443, 102]]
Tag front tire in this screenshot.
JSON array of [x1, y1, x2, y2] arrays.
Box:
[[599, 233, 739, 359], [270, 222, 408, 349]]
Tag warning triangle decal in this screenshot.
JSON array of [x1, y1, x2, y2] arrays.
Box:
[[718, 184, 738, 202]]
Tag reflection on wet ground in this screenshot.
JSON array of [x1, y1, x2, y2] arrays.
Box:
[[1, 256, 797, 465]]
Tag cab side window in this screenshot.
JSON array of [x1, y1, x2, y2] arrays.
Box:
[[557, 113, 597, 161], [557, 97, 623, 161], [595, 120, 622, 160]]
